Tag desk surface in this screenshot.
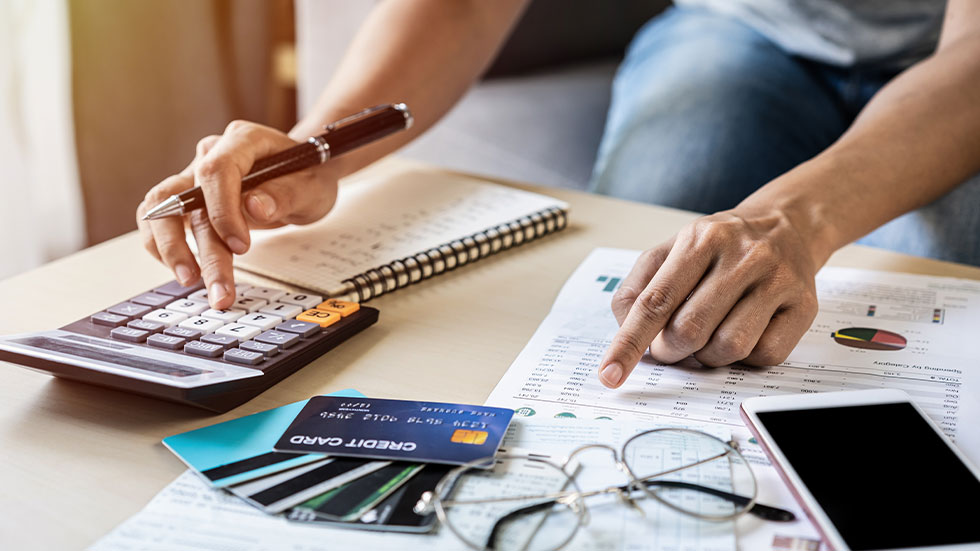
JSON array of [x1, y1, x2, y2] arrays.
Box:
[[3, 158, 980, 549]]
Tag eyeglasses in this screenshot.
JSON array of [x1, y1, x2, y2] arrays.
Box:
[[416, 428, 795, 551]]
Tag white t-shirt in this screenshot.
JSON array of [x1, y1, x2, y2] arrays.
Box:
[[676, 0, 946, 67]]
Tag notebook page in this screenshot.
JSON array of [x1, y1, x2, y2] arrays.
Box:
[[236, 168, 567, 294]]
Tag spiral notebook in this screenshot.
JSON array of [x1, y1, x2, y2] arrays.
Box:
[[237, 167, 569, 302]]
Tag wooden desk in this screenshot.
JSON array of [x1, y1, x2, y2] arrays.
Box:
[[3, 159, 979, 549]]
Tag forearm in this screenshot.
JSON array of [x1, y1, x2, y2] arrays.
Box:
[[289, 0, 528, 175], [740, 33, 980, 266]]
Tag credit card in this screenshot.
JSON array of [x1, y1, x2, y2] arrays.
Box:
[[287, 463, 452, 533], [163, 389, 364, 487], [274, 396, 514, 466], [298, 462, 423, 521], [229, 457, 389, 514]]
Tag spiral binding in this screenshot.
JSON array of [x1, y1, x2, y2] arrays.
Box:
[[343, 206, 568, 302]]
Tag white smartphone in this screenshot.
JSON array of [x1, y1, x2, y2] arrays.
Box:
[[740, 389, 980, 551]]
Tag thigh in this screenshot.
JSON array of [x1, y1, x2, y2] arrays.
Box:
[[590, 7, 849, 213], [858, 173, 980, 266]]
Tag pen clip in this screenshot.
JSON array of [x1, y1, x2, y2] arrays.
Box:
[[323, 104, 392, 133]]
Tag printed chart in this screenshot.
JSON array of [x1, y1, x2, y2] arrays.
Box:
[[831, 327, 907, 351]]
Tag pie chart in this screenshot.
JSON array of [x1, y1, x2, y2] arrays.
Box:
[[831, 327, 906, 351]]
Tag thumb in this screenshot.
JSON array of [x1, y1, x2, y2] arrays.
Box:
[[242, 175, 337, 229], [243, 188, 280, 225]]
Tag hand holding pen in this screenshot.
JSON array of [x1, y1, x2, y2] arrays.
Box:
[[136, 104, 412, 310]]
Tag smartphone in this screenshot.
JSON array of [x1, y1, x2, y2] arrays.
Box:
[[740, 389, 980, 551]]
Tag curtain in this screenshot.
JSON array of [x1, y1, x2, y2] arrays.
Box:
[[0, 0, 84, 279]]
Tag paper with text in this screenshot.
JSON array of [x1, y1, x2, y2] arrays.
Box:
[[485, 248, 980, 551]]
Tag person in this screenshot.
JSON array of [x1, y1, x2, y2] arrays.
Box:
[[137, 0, 980, 392]]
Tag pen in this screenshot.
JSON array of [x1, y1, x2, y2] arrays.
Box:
[[142, 103, 413, 220]]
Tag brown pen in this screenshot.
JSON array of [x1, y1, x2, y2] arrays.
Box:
[[142, 103, 413, 220]]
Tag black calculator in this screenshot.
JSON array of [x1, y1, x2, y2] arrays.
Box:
[[0, 280, 377, 412]]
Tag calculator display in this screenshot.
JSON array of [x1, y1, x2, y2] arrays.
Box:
[[757, 403, 980, 550], [11, 335, 208, 377]]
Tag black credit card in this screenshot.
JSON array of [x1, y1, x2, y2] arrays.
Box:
[[302, 462, 423, 521], [287, 463, 453, 533]]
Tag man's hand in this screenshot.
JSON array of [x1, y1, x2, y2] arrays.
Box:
[[598, 206, 820, 387], [136, 121, 339, 310]]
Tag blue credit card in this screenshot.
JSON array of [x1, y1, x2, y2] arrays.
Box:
[[163, 389, 364, 487], [273, 396, 514, 466]]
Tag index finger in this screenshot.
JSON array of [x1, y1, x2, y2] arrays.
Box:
[[598, 245, 711, 388]]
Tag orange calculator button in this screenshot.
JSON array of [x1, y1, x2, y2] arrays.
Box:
[[316, 299, 360, 317], [296, 309, 341, 328]]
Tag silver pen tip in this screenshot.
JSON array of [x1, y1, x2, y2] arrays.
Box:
[[142, 195, 184, 221]]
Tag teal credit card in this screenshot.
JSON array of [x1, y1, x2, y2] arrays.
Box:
[[273, 396, 514, 466], [163, 389, 364, 487]]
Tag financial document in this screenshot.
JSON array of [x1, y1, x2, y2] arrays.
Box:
[[91, 419, 735, 551], [485, 248, 980, 550]]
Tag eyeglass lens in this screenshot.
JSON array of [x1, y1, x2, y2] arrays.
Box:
[[622, 429, 756, 520], [439, 457, 582, 551]]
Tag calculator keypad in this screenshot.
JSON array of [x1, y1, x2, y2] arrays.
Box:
[[79, 281, 365, 370]]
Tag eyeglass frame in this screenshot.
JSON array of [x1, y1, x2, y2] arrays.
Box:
[[418, 427, 795, 551]]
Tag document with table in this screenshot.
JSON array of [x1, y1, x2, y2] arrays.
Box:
[[485, 247, 980, 550]]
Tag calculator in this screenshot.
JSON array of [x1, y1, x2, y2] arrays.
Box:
[[0, 280, 378, 412]]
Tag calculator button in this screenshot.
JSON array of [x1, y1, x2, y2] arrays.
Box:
[[243, 286, 287, 302], [278, 293, 323, 309], [147, 333, 186, 350], [110, 327, 149, 343], [232, 297, 268, 313], [165, 299, 210, 316], [223, 348, 265, 366], [91, 312, 129, 327], [154, 280, 205, 298], [215, 323, 262, 342], [164, 326, 202, 340], [131, 293, 173, 308], [276, 320, 321, 338], [237, 313, 283, 331], [296, 309, 341, 328], [259, 302, 304, 319], [234, 284, 253, 296], [107, 302, 152, 318], [142, 309, 189, 328], [128, 319, 165, 333], [201, 308, 246, 323], [255, 330, 300, 349], [316, 299, 360, 317], [239, 340, 279, 357], [187, 288, 210, 302], [184, 340, 224, 358], [178, 316, 224, 334], [201, 334, 239, 350]]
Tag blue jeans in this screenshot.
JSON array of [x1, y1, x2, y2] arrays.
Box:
[[590, 6, 980, 266]]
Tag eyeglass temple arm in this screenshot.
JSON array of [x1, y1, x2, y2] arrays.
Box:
[[628, 480, 795, 522], [484, 479, 794, 547], [484, 499, 562, 551]]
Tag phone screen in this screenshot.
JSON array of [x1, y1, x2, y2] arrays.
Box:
[[756, 402, 980, 550]]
